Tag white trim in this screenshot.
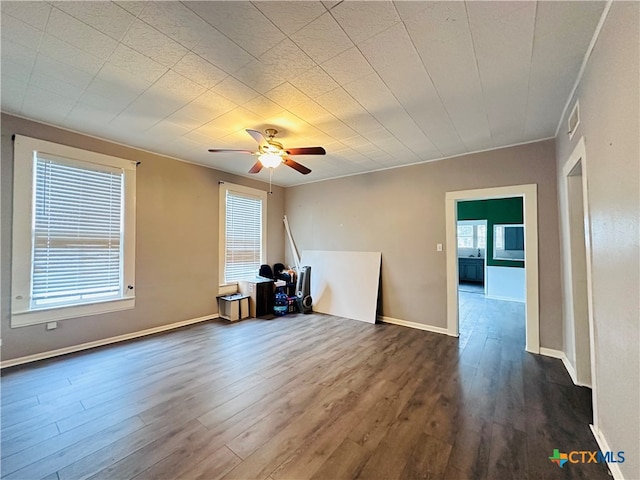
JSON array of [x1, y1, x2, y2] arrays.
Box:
[[0, 313, 219, 369], [590, 424, 625, 480], [561, 137, 599, 425], [218, 182, 268, 286], [11, 135, 137, 327], [539, 347, 593, 388], [445, 184, 540, 353], [561, 354, 580, 386], [539, 347, 564, 359], [378, 315, 453, 336], [554, 1, 613, 138]]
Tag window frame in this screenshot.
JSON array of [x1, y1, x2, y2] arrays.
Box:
[[11, 135, 137, 328], [456, 221, 487, 250], [218, 182, 267, 287]]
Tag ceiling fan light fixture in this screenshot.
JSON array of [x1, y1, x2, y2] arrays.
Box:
[[258, 152, 282, 168]]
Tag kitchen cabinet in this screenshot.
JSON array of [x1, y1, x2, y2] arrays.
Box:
[[458, 258, 485, 283]]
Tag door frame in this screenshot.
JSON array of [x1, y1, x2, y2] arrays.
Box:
[[445, 184, 540, 353], [561, 137, 598, 424]]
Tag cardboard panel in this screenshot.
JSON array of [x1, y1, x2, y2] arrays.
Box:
[[300, 250, 381, 324]]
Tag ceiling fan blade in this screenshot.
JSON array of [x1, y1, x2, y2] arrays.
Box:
[[246, 129, 267, 146], [208, 149, 254, 154], [248, 160, 264, 174], [285, 146, 326, 156], [283, 157, 311, 175]]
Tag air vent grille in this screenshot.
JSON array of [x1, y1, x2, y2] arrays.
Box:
[[568, 101, 580, 139]]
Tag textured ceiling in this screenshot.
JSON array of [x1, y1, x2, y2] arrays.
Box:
[[1, 1, 605, 186]]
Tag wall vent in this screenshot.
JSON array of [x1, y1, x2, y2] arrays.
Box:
[[568, 101, 580, 140]]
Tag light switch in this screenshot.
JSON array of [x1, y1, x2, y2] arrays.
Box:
[[436, 243, 443, 252]]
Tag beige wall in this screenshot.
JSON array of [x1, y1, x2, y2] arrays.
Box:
[[285, 139, 564, 349], [0, 114, 285, 361], [556, 3, 639, 478]]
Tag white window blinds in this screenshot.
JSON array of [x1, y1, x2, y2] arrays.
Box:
[[31, 156, 124, 308], [224, 189, 263, 283]]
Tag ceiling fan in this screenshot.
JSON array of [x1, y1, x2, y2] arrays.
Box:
[[208, 128, 326, 175]]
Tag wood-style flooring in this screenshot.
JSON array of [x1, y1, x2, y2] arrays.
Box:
[[2, 293, 610, 479]]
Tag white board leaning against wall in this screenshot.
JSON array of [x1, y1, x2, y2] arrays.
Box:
[[300, 250, 382, 324]]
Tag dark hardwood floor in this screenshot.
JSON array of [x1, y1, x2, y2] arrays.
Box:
[[2, 293, 610, 479]]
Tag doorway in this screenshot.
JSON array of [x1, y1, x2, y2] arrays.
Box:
[[456, 219, 487, 295], [445, 185, 540, 353], [561, 137, 597, 406]]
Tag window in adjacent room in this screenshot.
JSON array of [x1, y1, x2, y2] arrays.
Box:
[[457, 222, 486, 250], [219, 182, 267, 285], [11, 135, 137, 327]]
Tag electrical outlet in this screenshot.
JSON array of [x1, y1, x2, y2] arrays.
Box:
[[46, 322, 57, 330], [436, 243, 443, 252]]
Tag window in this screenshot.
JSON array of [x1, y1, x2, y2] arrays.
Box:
[[219, 182, 267, 285], [457, 225, 474, 248], [12, 135, 136, 327], [457, 222, 486, 249]]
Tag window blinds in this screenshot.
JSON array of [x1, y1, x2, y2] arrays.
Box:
[[32, 156, 124, 308], [224, 189, 263, 283]]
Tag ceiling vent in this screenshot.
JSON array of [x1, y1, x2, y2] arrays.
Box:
[[568, 101, 580, 140]]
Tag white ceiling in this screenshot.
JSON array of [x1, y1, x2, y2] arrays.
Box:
[[1, 1, 605, 186]]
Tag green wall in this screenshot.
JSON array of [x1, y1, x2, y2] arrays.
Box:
[[457, 197, 524, 268]]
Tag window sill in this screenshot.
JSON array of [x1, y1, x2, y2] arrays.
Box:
[[11, 297, 135, 328]]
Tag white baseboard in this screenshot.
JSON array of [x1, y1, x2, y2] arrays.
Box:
[[561, 355, 579, 385], [1, 313, 219, 369], [539, 347, 593, 387], [378, 315, 453, 336], [539, 347, 564, 359], [485, 294, 525, 303], [590, 424, 625, 480]]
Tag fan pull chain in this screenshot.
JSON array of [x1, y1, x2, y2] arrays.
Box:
[[269, 168, 273, 195]]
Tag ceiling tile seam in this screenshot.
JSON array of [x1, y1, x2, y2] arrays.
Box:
[[399, 14, 467, 155], [307, 24, 439, 162], [390, 2, 469, 154], [8, 10, 48, 115], [288, 134, 557, 189], [463, 0, 493, 149], [319, 25, 412, 154], [520, 1, 539, 139], [142, 96, 208, 137], [327, 2, 393, 47], [553, 0, 613, 138], [317, 3, 424, 161], [1, 110, 286, 185], [464, 0, 496, 146], [56, 2, 164, 125], [327, 8, 447, 159], [350, 55, 445, 158], [327, 138, 388, 169], [52, 1, 133, 43], [264, 9, 401, 155], [249, 1, 327, 39], [181, 2, 264, 66], [140, 84, 212, 136], [140, 70, 250, 135], [88, 6, 273, 132]]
